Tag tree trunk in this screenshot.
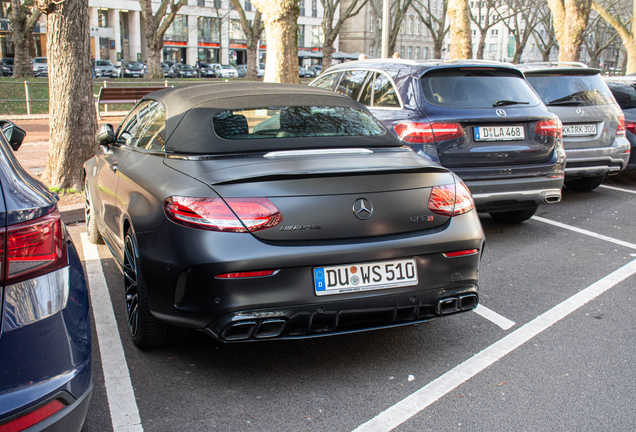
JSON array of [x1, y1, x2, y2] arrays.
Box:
[[548, 0, 592, 62], [252, 0, 300, 84], [10, 0, 40, 78], [448, 0, 472, 59], [246, 36, 260, 80], [40, 0, 97, 191], [476, 32, 486, 59], [322, 32, 336, 70], [434, 39, 444, 59], [140, 0, 187, 79], [543, 47, 552, 61], [147, 40, 163, 78]]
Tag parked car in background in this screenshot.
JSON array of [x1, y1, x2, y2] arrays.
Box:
[[520, 62, 629, 190], [215, 64, 238, 78], [95, 59, 119, 78], [309, 65, 322, 76], [84, 82, 484, 347], [0, 120, 92, 431], [198, 62, 219, 78], [604, 76, 636, 171], [172, 63, 197, 78], [236, 64, 247, 78], [120, 61, 145, 78], [161, 62, 175, 78], [311, 59, 565, 223], [0, 58, 14, 76], [32, 57, 48, 77], [299, 66, 315, 78], [236, 64, 265, 78]]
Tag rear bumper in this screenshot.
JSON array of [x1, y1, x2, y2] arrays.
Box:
[[564, 137, 630, 178], [138, 210, 485, 337]]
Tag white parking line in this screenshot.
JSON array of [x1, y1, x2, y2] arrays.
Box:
[[352, 259, 636, 432], [81, 234, 144, 432], [599, 184, 636, 194], [532, 216, 636, 250], [473, 304, 515, 330]]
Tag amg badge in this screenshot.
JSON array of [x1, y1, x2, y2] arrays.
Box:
[[280, 224, 322, 231], [410, 215, 434, 223]]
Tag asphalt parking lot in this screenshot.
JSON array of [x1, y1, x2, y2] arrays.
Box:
[[66, 175, 636, 432]]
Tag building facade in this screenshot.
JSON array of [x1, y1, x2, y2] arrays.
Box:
[[88, 0, 335, 67]]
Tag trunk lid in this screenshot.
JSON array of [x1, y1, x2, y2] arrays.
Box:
[[164, 149, 456, 241]]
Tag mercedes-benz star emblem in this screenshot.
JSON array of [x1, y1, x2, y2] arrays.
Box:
[[576, 107, 585, 116], [353, 198, 373, 220], [496, 109, 507, 117]]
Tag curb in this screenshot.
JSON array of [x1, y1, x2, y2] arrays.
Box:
[[60, 203, 85, 224]]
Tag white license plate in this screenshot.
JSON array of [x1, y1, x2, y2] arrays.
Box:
[[314, 258, 418, 296], [563, 124, 597, 137], [474, 125, 525, 141]]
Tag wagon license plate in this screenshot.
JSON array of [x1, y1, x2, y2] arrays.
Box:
[[563, 124, 596, 137], [474, 125, 525, 141], [314, 258, 418, 296]]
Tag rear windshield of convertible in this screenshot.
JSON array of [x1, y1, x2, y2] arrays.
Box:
[[212, 106, 384, 139]]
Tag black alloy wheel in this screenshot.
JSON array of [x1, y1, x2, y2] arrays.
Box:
[[489, 205, 539, 223], [123, 232, 140, 339], [565, 175, 606, 191]]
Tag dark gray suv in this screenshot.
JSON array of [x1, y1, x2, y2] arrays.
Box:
[[311, 59, 565, 223], [520, 62, 629, 190]]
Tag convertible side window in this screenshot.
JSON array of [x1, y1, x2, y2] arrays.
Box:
[[135, 102, 167, 151], [116, 100, 151, 146]]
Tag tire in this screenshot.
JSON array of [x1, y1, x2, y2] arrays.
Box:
[[123, 229, 190, 348], [84, 182, 103, 244], [489, 205, 538, 224], [564, 175, 605, 192]]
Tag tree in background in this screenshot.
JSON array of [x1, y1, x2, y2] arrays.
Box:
[[499, 0, 542, 63], [583, 11, 618, 68], [533, 4, 559, 61], [412, 0, 448, 59], [470, 0, 510, 59], [252, 0, 300, 83], [32, 0, 96, 190], [448, 0, 473, 59], [320, 0, 370, 70], [139, 0, 187, 79], [547, 0, 593, 62], [212, 0, 232, 65], [9, 0, 41, 78], [369, 0, 415, 56], [229, 0, 264, 80], [591, 0, 635, 74]]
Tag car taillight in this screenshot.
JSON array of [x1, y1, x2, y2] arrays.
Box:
[[164, 196, 282, 232], [428, 181, 475, 217], [617, 112, 626, 137], [216, 270, 277, 279], [0, 399, 64, 432], [626, 120, 636, 135], [1, 211, 67, 285], [394, 122, 464, 143], [534, 118, 562, 138]]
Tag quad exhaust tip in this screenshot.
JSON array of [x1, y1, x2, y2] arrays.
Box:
[[437, 294, 478, 315], [221, 318, 287, 341]]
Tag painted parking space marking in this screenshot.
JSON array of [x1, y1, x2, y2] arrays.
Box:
[[532, 216, 636, 250], [81, 233, 144, 432], [473, 304, 516, 330], [352, 259, 636, 432], [599, 184, 636, 194]]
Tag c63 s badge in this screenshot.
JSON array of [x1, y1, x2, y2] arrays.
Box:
[[410, 215, 434, 223], [280, 224, 321, 231]]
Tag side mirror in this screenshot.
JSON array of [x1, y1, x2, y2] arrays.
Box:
[[96, 124, 115, 147], [0, 120, 26, 151]]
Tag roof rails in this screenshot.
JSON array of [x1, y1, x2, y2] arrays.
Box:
[[516, 61, 588, 69]]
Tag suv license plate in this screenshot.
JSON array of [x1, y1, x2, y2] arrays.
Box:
[[474, 125, 525, 141], [314, 258, 418, 296], [563, 124, 597, 137]]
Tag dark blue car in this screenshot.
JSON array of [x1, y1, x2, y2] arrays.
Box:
[[311, 59, 566, 223], [0, 121, 92, 431]]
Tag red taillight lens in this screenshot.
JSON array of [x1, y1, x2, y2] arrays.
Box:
[[617, 112, 626, 137], [626, 120, 636, 135], [534, 118, 562, 138], [216, 270, 277, 279], [0, 399, 64, 432], [164, 196, 282, 232], [428, 182, 475, 217], [394, 122, 463, 143], [4, 211, 67, 284], [443, 249, 479, 258]]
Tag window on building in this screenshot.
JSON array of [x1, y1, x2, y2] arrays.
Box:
[[197, 0, 205, 6], [312, 0, 317, 17], [300, 0, 305, 16], [417, 20, 421, 35], [0, 1, 10, 19], [198, 16, 220, 42], [245, 0, 252, 12], [491, 29, 498, 38], [489, 43, 497, 52], [433, 0, 437, 10], [415, 47, 420, 60], [311, 26, 324, 47], [424, 47, 429, 59], [472, 29, 476, 38], [298, 25, 305, 48], [408, 17, 413, 34], [407, 46, 412, 59], [230, 19, 246, 40], [97, 9, 108, 27], [369, 46, 374, 57], [400, 45, 404, 58], [165, 15, 188, 41], [370, 15, 375, 32]]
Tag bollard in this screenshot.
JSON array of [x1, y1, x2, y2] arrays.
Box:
[[24, 81, 31, 116]]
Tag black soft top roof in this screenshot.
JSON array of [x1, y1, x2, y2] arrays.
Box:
[[142, 82, 396, 154]]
